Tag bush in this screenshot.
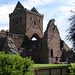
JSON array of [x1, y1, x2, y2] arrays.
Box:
[[0, 51, 34, 75], [68, 63, 75, 75]]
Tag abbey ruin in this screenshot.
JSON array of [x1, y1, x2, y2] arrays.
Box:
[[0, 1, 75, 64]]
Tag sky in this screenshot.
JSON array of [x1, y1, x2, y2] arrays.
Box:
[[0, 0, 75, 48]]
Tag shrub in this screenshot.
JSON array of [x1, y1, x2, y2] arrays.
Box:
[[0, 51, 34, 75], [68, 63, 75, 75]]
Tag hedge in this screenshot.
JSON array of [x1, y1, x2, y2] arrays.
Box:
[[0, 51, 34, 75]]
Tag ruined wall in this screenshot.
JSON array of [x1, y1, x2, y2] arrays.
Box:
[[63, 41, 70, 51], [44, 19, 70, 64], [0, 1, 71, 64], [46, 19, 61, 63], [48, 29, 62, 63], [0, 32, 24, 49]]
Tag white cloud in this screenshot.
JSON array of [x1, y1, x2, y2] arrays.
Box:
[[0, 3, 15, 30], [43, 20, 48, 32], [0, 4, 15, 24], [23, 0, 52, 9], [0, 0, 53, 31], [0, 25, 9, 31], [68, 0, 75, 5]]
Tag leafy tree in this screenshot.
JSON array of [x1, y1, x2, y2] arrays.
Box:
[[0, 29, 5, 32], [6, 30, 9, 33], [66, 11, 75, 51], [0, 29, 9, 33], [68, 63, 75, 74]]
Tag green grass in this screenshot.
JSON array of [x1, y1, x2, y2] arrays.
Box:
[[32, 64, 69, 70], [31, 64, 70, 75]]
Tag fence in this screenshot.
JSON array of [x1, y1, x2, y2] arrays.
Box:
[[32, 65, 69, 75]]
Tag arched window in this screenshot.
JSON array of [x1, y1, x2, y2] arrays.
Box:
[[39, 20, 40, 23], [30, 17, 32, 21], [41, 43, 42, 50], [34, 21, 36, 25], [16, 21, 18, 26], [20, 17, 22, 21], [56, 57, 58, 61], [31, 37, 37, 41], [51, 49, 53, 57], [12, 19, 14, 21]]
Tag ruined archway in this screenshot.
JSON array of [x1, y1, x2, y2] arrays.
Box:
[[30, 33, 40, 40], [30, 33, 40, 49], [30, 33, 41, 63], [19, 34, 41, 63]]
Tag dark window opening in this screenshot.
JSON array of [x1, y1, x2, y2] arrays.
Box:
[[20, 17, 22, 20], [30, 17, 32, 21], [39, 20, 40, 23], [51, 49, 53, 57], [56, 57, 58, 61], [60, 40, 64, 50], [34, 21, 36, 25], [12, 19, 14, 21], [41, 43, 42, 50], [16, 21, 18, 25]]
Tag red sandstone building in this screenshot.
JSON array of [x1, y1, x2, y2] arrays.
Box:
[[0, 2, 70, 64]]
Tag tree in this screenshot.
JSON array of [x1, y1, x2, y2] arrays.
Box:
[[66, 11, 75, 51], [0, 29, 9, 33], [6, 30, 9, 33], [0, 29, 5, 32]]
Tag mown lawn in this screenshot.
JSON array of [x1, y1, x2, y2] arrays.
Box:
[[32, 64, 69, 69], [30, 64, 70, 75]]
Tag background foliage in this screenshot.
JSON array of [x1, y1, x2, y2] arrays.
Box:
[[68, 63, 75, 74]]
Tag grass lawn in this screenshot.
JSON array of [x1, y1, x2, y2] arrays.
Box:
[[30, 64, 70, 75], [32, 64, 69, 69]]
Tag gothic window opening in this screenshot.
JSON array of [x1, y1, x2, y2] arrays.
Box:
[[34, 21, 36, 25], [51, 49, 53, 57], [16, 21, 18, 26], [39, 20, 40, 23], [60, 40, 64, 51], [41, 43, 42, 50], [31, 37, 37, 41], [12, 19, 14, 21], [56, 57, 58, 61], [30, 17, 32, 21], [20, 17, 22, 21]]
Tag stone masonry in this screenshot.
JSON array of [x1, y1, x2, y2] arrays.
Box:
[[0, 1, 74, 64]]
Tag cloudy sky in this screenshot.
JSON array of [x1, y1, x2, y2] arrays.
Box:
[[0, 0, 75, 48]]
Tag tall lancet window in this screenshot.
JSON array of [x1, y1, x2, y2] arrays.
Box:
[[51, 49, 53, 57], [34, 21, 36, 25]]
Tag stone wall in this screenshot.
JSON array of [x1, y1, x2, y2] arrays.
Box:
[[26, 10, 43, 39], [0, 2, 72, 64], [0, 32, 24, 49], [43, 19, 70, 63]]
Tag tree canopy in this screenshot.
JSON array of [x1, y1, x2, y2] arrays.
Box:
[[66, 11, 75, 51], [0, 29, 9, 33]]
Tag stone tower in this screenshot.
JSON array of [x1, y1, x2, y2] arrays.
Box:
[[9, 1, 43, 39], [8, 1, 71, 64]]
